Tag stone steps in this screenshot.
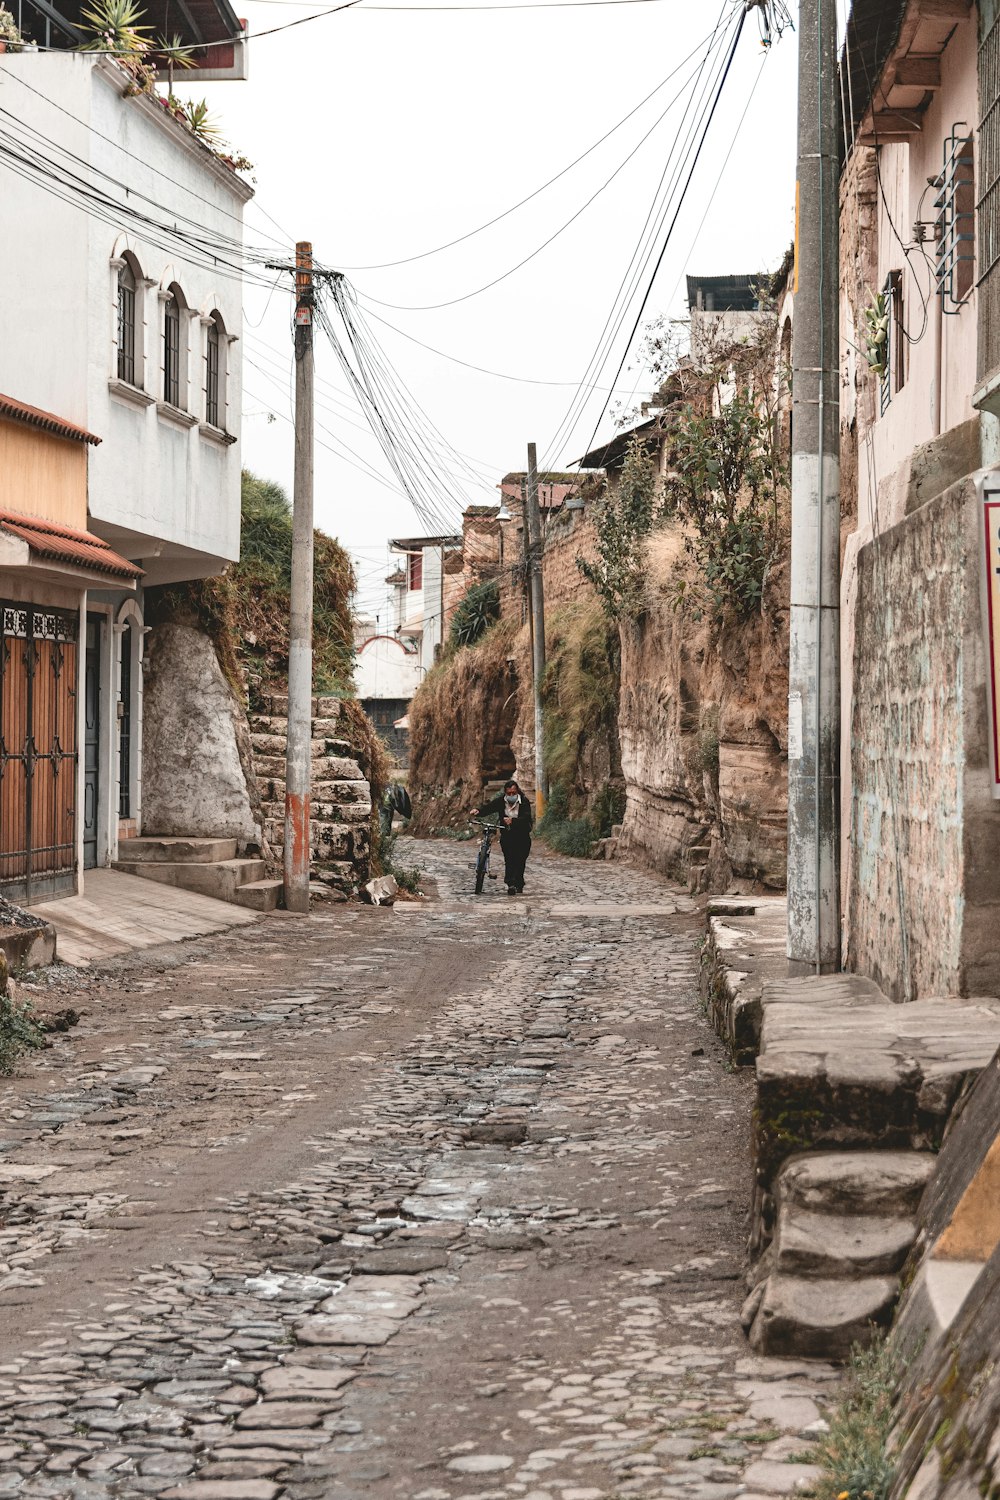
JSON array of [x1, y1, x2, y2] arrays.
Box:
[[254, 753, 367, 782], [250, 732, 355, 758], [114, 854, 268, 905], [114, 836, 239, 864], [246, 690, 373, 892], [234, 878, 284, 913], [746, 1150, 936, 1357]]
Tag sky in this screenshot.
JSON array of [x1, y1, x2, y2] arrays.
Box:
[[178, 0, 799, 620]]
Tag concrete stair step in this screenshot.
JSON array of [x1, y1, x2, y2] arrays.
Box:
[[264, 693, 342, 719], [250, 733, 355, 758], [254, 754, 366, 782], [234, 879, 284, 912], [113, 857, 266, 904], [258, 780, 372, 804], [777, 1150, 935, 1219], [117, 836, 238, 865], [747, 1271, 899, 1359], [260, 799, 372, 823], [774, 1206, 917, 1278]]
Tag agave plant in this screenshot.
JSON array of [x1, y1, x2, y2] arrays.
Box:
[[182, 98, 224, 144], [78, 0, 153, 54], [863, 290, 890, 381]]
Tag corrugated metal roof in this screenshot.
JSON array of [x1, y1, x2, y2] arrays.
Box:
[[0, 394, 101, 446], [839, 0, 909, 154], [0, 509, 143, 580]]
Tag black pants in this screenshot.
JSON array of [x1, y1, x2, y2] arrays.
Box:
[[500, 833, 530, 890]]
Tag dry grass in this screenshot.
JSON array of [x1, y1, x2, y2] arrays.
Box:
[[408, 618, 520, 829]]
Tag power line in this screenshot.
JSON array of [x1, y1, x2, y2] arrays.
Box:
[[0, 131, 278, 287], [30, 0, 365, 54], [357, 41, 718, 314], [541, 1, 739, 464], [577, 8, 747, 460], [0, 69, 287, 248], [614, 43, 769, 430], [340, 23, 723, 271], [362, 308, 620, 389]]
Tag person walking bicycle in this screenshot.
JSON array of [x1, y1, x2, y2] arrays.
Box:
[[471, 779, 533, 895]]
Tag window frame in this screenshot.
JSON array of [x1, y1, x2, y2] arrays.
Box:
[[117, 260, 137, 387]]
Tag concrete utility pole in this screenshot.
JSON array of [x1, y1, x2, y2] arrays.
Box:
[[524, 443, 547, 820], [284, 241, 315, 914], [787, 0, 841, 971]]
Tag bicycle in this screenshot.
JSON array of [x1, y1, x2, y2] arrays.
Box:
[[469, 817, 501, 894]]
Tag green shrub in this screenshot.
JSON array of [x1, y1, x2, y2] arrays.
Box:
[[541, 602, 620, 792], [375, 826, 422, 894], [451, 579, 501, 649], [0, 994, 45, 1076], [538, 781, 598, 858], [591, 780, 626, 837], [810, 1336, 897, 1500]]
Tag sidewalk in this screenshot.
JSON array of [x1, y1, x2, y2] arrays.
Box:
[[32, 867, 258, 966]]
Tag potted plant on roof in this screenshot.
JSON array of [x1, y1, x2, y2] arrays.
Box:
[[0, 7, 24, 52], [78, 0, 156, 93]]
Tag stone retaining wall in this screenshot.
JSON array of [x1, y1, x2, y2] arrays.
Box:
[[846, 474, 1000, 998]]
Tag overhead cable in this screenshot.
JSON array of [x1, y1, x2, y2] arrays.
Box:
[[341, 23, 724, 272], [357, 37, 722, 314], [540, 1, 739, 464], [577, 8, 748, 462]]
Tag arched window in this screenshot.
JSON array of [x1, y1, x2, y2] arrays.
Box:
[[205, 313, 221, 427], [163, 289, 181, 406], [117, 259, 137, 386]]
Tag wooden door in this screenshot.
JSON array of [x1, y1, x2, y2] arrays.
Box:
[[0, 602, 79, 903]]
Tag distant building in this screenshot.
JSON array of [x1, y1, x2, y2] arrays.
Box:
[[354, 617, 420, 767]]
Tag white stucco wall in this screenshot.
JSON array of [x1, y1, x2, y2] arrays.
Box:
[[0, 54, 249, 581], [356, 634, 421, 700], [856, 14, 979, 532]]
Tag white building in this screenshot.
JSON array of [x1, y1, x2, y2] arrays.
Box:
[[0, 35, 250, 897], [387, 533, 462, 676]]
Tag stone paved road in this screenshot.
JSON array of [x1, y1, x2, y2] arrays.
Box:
[[0, 840, 839, 1500]]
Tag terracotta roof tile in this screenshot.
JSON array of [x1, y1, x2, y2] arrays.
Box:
[[0, 394, 101, 446], [0, 509, 143, 581]]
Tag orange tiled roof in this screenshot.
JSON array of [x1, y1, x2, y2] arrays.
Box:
[[0, 394, 101, 446], [0, 509, 143, 581]]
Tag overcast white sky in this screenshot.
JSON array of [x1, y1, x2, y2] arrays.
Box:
[[181, 0, 799, 619]]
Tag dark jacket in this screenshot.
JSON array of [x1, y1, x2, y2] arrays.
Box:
[[480, 790, 533, 841]]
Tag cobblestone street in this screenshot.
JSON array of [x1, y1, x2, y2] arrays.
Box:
[[0, 841, 838, 1500]]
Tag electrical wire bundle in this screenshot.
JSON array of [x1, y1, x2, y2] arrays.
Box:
[[541, 0, 753, 469], [315, 276, 495, 536], [0, 75, 283, 287]]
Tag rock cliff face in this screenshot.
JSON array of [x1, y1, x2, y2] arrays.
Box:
[[142, 622, 262, 849], [616, 543, 789, 890]]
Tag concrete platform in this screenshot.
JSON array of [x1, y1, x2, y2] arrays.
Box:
[[702, 896, 788, 1064], [32, 867, 259, 966]]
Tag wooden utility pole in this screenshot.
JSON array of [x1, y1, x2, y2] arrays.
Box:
[[787, 0, 841, 971], [284, 241, 315, 913], [525, 442, 547, 819]]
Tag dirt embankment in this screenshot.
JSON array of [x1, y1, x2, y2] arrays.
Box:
[[617, 528, 789, 890], [407, 620, 519, 832]]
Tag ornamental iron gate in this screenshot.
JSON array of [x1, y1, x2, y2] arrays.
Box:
[[0, 601, 79, 903]]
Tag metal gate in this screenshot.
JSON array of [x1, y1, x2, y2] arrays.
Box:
[[0, 602, 79, 903]]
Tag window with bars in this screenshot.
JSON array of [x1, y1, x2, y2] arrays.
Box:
[[163, 292, 181, 407], [879, 271, 905, 416], [934, 128, 975, 312], [979, 6, 1000, 379], [205, 317, 221, 427], [117, 261, 137, 386]]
